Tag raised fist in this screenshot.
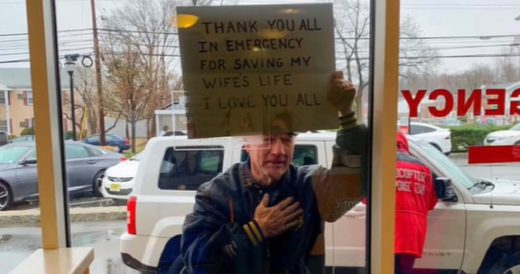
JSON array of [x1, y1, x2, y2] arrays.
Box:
[[327, 71, 356, 116]]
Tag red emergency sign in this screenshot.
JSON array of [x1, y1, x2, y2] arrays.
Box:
[[401, 88, 520, 118]]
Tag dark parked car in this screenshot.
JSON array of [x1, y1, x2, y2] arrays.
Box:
[[0, 141, 124, 211], [83, 134, 130, 153]]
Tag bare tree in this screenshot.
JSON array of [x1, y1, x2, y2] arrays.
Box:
[[334, 0, 438, 116], [399, 17, 439, 76], [495, 46, 520, 83], [400, 64, 497, 93], [74, 67, 98, 136], [100, 0, 179, 152], [334, 0, 369, 116]]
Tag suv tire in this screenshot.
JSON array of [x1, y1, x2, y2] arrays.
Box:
[[488, 252, 520, 274], [92, 170, 105, 197]]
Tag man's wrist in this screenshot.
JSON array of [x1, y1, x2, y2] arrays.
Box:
[[339, 112, 357, 130], [243, 220, 266, 246]]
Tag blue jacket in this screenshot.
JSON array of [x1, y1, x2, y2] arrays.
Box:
[[181, 125, 366, 274]]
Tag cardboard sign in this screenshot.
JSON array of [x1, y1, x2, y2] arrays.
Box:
[[177, 4, 336, 138]]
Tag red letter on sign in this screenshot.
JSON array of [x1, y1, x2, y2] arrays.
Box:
[[510, 88, 520, 116], [485, 89, 506, 116], [401, 90, 426, 118], [457, 89, 482, 116], [428, 89, 454, 117]]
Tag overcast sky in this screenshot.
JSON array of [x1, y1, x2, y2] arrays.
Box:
[[0, 0, 519, 74]]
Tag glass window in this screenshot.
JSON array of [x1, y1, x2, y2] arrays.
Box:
[[0, 120, 8, 132], [0, 146, 30, 164], [87, 146, 105, 157], [293, 145, 318, 166], [511, 123, 520, 131], [65, 144, 89, 159], [158, 146, 224, 190], [41, 0, 376, 273], [26, 91, 33, 106], [26, 150, 37, 161], [410, 124, 435, 135]]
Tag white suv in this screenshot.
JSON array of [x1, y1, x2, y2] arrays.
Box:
[[121, 133, 520, 273]]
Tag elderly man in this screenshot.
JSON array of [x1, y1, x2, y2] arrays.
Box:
[[179, 72, 366, 274]]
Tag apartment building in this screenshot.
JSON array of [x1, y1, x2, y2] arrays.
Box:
[[0, 68, 71, 136]]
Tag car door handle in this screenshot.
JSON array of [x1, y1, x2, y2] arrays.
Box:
[[87, 160, 97, 164]]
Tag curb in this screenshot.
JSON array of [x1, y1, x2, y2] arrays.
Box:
[[0, 206, 127, 227]]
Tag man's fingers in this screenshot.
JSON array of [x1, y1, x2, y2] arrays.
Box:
[[343, 81, 355, 90], [224, 244, 236, 257], [276, 197, 295, 210], [260, 193, 269, 207], [331, 71, 343, 80], [228, 244, 237, 257], [332, 79, 354, 90], [284, 219, 303, 231], [285, 208, 304, 222], [281, 201, 300, 214]]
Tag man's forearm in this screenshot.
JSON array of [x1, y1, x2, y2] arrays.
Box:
[[310, 123, 368, 222]]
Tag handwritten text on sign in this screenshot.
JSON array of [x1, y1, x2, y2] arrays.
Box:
[[177, 4, 335, 138]]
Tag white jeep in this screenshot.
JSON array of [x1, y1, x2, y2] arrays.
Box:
[[120, 133, 520, 274]]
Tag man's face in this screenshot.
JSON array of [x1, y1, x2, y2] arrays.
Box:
[[244, 134, 295, 186]]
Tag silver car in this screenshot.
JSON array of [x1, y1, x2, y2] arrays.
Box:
[[0, 141, 124, 210]]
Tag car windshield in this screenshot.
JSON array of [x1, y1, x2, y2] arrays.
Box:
[[510, 123, 520, 131], [0, 146, 31, 164], [411, 139, 475, 190]]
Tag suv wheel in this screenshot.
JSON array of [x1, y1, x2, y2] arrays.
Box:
[[488, 252, 520, 274], [0, 181, 12, 211], [92, 170, 105, 197]]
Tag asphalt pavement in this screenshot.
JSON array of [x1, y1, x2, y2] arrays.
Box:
[[0, 221, 138, 274]]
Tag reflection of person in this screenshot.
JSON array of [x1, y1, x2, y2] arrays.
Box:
[[394, 132, 437, 274], [176, 72, 367, 274], [160, 125, 169, 136]]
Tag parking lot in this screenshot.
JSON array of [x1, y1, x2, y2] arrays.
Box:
[[1, 151, 519, 213], [1, 152, 520, 273]]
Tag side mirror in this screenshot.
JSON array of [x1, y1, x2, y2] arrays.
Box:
[[434, 177, 457, 202], [21, 159, 37, 165]]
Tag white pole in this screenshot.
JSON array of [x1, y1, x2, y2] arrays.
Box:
[[155, 113, 160, 137], [172, 90, 175, 136], [5, 90, 10, 135]]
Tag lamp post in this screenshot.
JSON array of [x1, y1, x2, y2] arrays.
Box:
[[64, 54, 79, 141]]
